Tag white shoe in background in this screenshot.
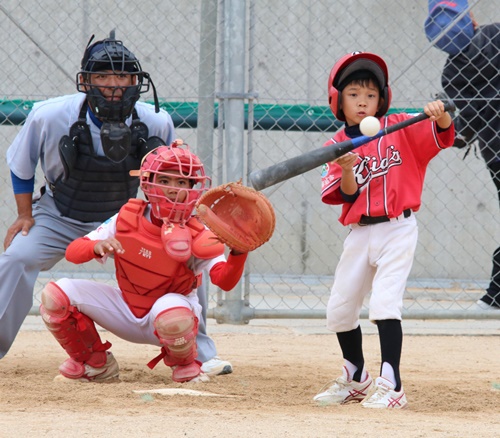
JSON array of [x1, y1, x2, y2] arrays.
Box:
[[201, 356, 233, 376]]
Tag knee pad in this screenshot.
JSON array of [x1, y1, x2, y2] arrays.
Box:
[[40, 281, 71, 324], [154, 307, 198, 366]]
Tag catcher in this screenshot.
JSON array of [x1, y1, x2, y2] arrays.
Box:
[[40, 141, 275, 383]]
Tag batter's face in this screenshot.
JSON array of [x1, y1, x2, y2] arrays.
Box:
[[340, 80, 381, 126], [155, 170, 190, 203]]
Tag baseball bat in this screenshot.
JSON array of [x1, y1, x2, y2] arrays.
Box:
[[249, 101, 455, 191]]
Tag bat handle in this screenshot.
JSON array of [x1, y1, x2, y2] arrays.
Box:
[[443, 100, 456, 113]]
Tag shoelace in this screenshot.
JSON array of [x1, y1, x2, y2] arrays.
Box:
[[326, 377, 349, 393], [369, 384, 389, 401]]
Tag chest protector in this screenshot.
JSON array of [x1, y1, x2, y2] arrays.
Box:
[[54, 101, 161, 223], [114, 199, 225, 318]]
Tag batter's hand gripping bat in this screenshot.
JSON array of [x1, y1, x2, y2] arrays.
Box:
[[249, 101, 455, 191]]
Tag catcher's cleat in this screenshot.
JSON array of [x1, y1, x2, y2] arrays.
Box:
[[171, 361, 209, 383], [361, 377, 408, 409], [54, 351, 119, 383], [313, 366, 373, 405], [183, 372, 210, 383], [201, 356, 233, 377]]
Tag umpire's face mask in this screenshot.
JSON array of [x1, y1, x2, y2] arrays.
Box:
[[100, 121, 131, 163], [84, 73, 141, 163]]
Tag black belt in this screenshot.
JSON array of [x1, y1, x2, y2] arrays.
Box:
[[358, 209, 411, 226]]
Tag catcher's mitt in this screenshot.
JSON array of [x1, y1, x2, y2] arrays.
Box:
[[195, 181, 276, 253]]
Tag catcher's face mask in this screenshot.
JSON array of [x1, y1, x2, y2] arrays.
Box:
[[138, 142, 210, 223]]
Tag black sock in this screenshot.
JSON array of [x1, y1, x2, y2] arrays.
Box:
[[376, 319, 403, 391], [336, 325, 364, 382]]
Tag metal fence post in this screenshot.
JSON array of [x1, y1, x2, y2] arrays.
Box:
[[212, 0, 253, 324], [197, 0, 218, 177]]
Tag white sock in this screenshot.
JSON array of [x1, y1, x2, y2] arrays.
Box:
[[381, 362, 396, 387], [344, 360, 367, 382]]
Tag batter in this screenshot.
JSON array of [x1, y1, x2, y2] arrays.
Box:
[[313, 51, 454, 409]]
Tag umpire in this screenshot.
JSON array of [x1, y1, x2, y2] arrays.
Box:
[[0, 33, 175, 358]]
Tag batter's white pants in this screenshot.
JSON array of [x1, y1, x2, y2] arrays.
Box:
[[327, 214, 418, 333]]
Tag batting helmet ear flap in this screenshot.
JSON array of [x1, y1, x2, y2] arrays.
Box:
[[375, 86, 391, 118], [328, 75, 342, 121]]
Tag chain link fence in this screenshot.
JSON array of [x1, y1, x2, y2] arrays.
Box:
[[0, 0, 498, 322]]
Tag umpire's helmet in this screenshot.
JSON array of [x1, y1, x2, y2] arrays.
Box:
[[77, 31, 152, 122]]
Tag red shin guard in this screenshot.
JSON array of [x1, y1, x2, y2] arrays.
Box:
[[40, 282, 111, 369]]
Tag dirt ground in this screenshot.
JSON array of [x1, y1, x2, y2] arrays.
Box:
[[1, 318, 500, 438]]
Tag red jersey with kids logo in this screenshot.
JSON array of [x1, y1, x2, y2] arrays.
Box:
[[321, 113, 455, 226]]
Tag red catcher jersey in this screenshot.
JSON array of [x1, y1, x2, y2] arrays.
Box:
[[321, 113, 454, 226], [114, 199, 224, 318]]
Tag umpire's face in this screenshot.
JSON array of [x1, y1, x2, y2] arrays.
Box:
[[80, 71, 136, 101]]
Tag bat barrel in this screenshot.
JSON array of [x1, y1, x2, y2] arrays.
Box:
[[249, 140, 355, 191], [250, 164, 288, 192]]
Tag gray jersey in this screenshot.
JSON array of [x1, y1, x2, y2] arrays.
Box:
[[6, 93, 175, 193]]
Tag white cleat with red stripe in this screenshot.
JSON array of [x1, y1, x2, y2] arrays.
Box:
[[313, 366, 374, 405], [361, 377, 408, 409]]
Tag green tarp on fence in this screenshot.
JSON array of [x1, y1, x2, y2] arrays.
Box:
[[0, 99, 343, 132], [0, 99, 419, 132]]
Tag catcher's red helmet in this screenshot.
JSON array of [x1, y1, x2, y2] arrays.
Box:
[[328, 51, 392, 121], [139, 141, 210, 223]]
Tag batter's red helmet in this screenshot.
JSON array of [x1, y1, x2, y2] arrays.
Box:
[[328, 51, 392, 121], [139, 141, 210, 223]]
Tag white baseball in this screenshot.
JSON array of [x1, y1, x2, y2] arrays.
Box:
[[359, 116, 381, 137]]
